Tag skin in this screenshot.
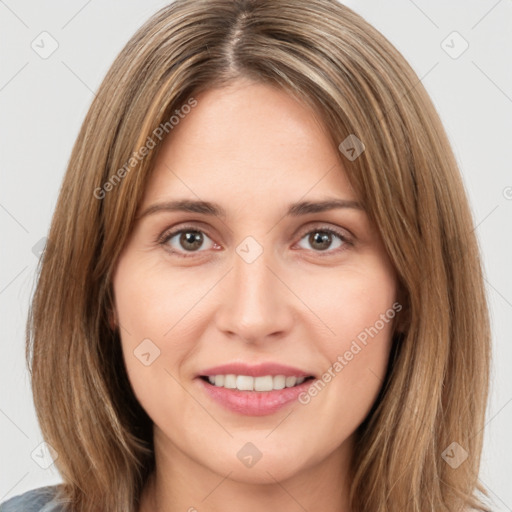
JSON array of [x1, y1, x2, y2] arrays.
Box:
[[111, 78, 399, 512]]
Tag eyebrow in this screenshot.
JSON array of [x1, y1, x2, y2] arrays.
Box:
[[137, 198, 364, 220]]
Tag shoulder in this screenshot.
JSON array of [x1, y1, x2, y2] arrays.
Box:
[[0, 485, 65, 512]]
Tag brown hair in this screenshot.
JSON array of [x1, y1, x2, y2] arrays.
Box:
[[27, 1, 492, 511]]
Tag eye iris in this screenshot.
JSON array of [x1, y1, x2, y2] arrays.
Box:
[[173, 229, 339, 253], [180, 231, 203, 251], [310, 231, 332, 251]]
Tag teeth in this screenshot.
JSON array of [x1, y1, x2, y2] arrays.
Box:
[[285, 376, 297, 387], [254, 375, 272, 391], [273, 375, 285, 390], [237, 375, 254, 391], [224, 374, 236, 388], [206, 374, 308, 391]]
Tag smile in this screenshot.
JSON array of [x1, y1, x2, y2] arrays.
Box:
[[197, 375, 315, 416], [202, 374, 313, 391]]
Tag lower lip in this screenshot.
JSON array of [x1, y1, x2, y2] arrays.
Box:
[[196, 377, 314, 416]]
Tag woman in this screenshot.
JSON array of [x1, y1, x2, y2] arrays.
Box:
[[0, 0, 492, 511]]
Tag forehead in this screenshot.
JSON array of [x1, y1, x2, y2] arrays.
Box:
[[140, 80, 358, 210]]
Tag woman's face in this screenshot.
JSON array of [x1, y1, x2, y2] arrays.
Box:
[[112, 79, 399, 485]]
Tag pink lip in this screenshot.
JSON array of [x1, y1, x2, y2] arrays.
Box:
[[198, 362, 314, 378], [196, 376, 314, 416], [196, 362, 316, 416]]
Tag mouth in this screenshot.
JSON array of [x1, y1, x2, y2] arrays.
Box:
[[195, 362, 317, 415], [196, 373, 316, 416], [199, 374, 316, 391]]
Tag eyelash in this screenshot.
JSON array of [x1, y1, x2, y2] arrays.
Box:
[[157, 223, 353, 259]]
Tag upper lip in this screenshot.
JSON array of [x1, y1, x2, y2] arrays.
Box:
[[198, 362, 314, 378]]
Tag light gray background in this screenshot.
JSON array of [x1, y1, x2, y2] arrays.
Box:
[[1, 0, 511, 509]]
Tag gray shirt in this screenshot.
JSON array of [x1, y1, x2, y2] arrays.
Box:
[[0, 486, 65, 512]]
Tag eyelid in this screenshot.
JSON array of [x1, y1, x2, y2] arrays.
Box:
[[156, 223, 218, 252], [156, 222, 215, 244], [294, 222, 353, 243], [157, 221, 354, 257]]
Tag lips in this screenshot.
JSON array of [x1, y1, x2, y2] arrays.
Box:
[[197, 362, 315, 378], [195, 362, 316, 415]]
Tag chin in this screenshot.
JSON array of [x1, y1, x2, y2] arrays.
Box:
[[199, 435, 323, 484]]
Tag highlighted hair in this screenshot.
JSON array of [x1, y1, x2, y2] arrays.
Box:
[[27, 1, 492, 511]]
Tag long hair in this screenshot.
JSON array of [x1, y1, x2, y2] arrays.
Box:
[[26, 1, 492, 511]]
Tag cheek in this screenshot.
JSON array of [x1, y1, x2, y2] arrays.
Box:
[[112, 256, 213, 404], [296, 256, 397, 415], [112, 255, 207, 341], [112, 257, 172, 395], [297, 255, 397, 345]]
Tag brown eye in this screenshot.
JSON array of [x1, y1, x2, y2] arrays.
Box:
[[159, 224, 351, 258], [308, 231, 334, 251], [161, 227, 217, 255], [178, 231, 204, 251], [296, 227, 350, 254]]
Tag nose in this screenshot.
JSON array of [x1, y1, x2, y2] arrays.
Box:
[[214, 242, 295, 345]]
